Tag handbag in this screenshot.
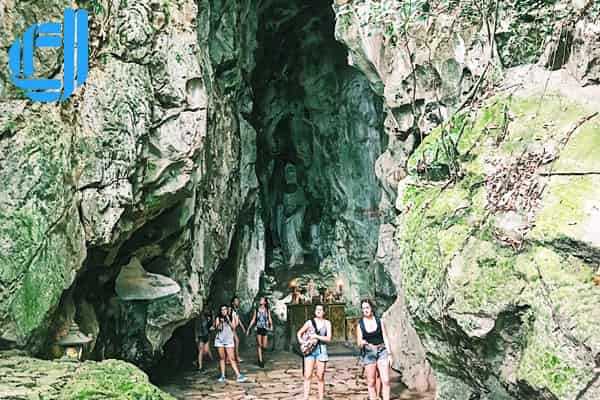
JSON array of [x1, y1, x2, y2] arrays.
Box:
[[299, 319, 319, 356]]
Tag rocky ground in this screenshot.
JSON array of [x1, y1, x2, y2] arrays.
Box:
[[160, 349, 434, 400]]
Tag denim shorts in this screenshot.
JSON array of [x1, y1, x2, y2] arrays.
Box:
[[360, 345, 388, 365], [305, 344, 329, 362]]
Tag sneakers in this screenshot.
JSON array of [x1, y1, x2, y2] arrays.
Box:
[[236, 374, 247, 383], [217, 375, 226, 383], [258, 360, 264, 368]]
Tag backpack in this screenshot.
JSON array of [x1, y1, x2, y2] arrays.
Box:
[[299, 319, 320, 356]]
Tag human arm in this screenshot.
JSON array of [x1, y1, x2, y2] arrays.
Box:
[[356, 320, 368, 348], [296, 321, 310, 343], [231, 312, 239, 330], [246, 310, 256, 335], [238, 314, 247, 332], [268, 310, 273, 330]]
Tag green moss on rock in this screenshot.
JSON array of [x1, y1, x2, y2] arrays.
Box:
[[0, 110, 85, 345], [396, 91, 600, 399], [0, 352, 174, 399]]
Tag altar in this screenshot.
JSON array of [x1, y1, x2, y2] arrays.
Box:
[[286, 303, 346, 349]]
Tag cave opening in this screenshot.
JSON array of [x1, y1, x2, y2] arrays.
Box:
[[249, 0, 395, 322], [149, 0, 396, 380], [46, 0, 396, 384]]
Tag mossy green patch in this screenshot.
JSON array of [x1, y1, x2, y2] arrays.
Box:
[[0, 354, 174, 399], [517, 303, 592, 400], [519, 348, 581, 398], [529, 175, 600, 251], [448, 237, 524, 313], [64, 359, 175, 399], [0, 110, 84, 343], [407, 97, 510, 180]]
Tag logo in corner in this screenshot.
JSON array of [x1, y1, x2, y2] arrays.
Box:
[[8, 8, 88, 103]]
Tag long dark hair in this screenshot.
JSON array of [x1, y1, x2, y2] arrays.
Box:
[[217, 304, 231, 324], [360, 298, 376, 318], [257, 296, 269, 312]]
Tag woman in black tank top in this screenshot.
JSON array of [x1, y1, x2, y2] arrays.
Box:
[[356, 299, 392, 400]]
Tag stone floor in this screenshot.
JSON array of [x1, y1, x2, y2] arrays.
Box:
[[159, 349, 434, 400]]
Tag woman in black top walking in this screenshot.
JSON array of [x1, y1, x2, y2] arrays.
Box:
[[356, 299, 392, 400], [194, 309, 214, 370]]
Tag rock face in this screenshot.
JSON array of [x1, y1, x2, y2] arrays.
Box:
[[247, 0, 395, 326], [1, 0, 259, 368], [0, 351, 174, 399], [398, 69, 600, 399], [2, 0, 600, 398], [333, 0, 600, 398]]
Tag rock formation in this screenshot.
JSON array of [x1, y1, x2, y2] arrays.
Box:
[[1, 0, 599, 398]]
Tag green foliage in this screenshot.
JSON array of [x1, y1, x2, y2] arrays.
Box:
[[79, 0, 104, 15], [495, 0, 562, 67]]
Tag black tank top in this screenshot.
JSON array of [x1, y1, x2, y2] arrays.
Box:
[[360, 317, 384, 345]]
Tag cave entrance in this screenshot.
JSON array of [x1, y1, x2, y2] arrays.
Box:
[[250, 0, 394, 334]]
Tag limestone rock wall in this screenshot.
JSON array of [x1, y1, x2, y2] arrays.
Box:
[[0, 0, 259, 368], [333, 0, 600, 398]]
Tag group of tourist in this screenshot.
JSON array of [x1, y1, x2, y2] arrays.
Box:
[[194, 296, 273, 383], [196, 296, 392, 400], [297, 299, 392, 400]]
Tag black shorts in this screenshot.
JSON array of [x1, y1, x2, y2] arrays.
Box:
[[256, 327, 268, 336], [197, 335, 209, 344]]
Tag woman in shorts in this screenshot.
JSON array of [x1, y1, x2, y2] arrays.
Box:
[[357, 299, 392, 400], [297, 304, 332, 400], [213, 304, 247, 383], [194, 309, 213, 370], [246, 296, 273, 367]]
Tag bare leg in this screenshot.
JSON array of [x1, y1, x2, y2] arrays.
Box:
[[316, 360, 327, 400], [365, 363, 378, 400], [226, 347, 241, 376], [256, 335, 262, 363], [260, 335, 268, 364], [217, 347, 226, 377], [303, 358, 315, 400], [377, 357, 391, 400], [376, 370, 381, 399], [204, 342, 213, 360], [197, 341, 204, 369], [234, 333, 241, 362]]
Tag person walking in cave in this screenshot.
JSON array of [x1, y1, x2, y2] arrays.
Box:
[[246, 296, 273, 368], [297, 303, 332, 400], [230, 296, 247, 363], [357, 298, 392, 400], [194, 309, 214, 370], [214, 304, 247, 383]]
